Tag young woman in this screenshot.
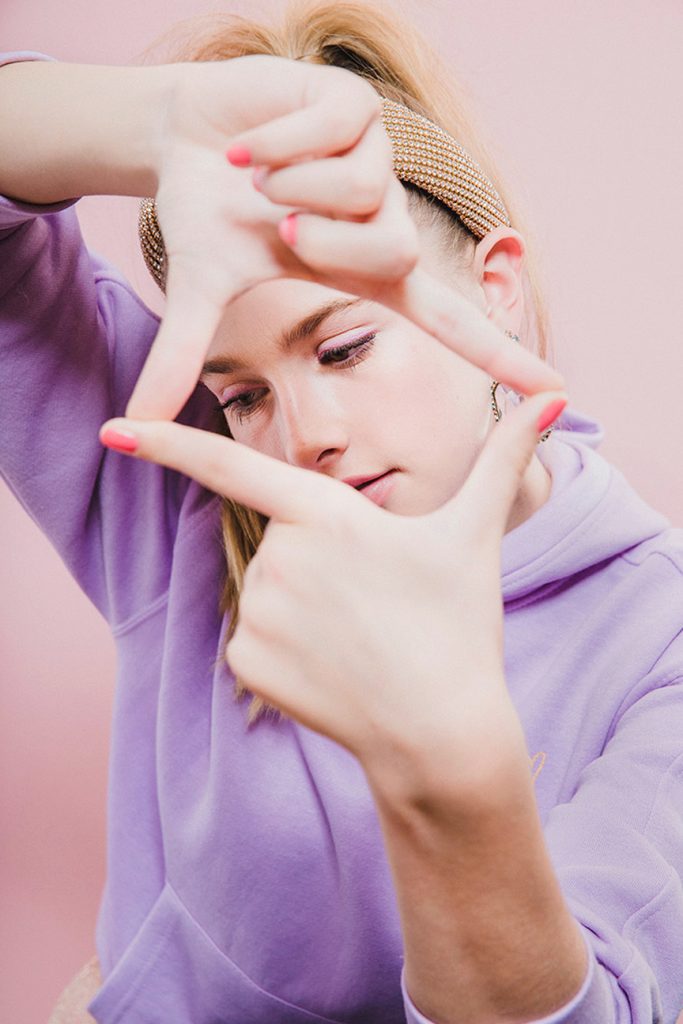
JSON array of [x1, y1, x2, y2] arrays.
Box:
[[2, 2, 682, 1022]]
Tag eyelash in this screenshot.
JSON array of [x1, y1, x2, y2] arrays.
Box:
[[219, 332, 377, 424]]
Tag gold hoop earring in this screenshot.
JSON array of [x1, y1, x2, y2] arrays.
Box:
[[490, 379, 503, 423], [490, 331, 555, 442]]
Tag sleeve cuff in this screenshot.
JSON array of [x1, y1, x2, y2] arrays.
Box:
[[401, 931, 614, 1024], [0, 191, 78, 228], [0, 49, 56, 68]]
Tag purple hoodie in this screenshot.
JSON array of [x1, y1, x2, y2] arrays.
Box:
[[2, 52, 683, 1024]]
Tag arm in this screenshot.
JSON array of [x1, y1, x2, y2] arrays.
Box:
[[364, 706, 595, 1024], [48, 956, 101, 1024], [0, 53, 220, 622], [364, 661, 683, 1024], [0, 57, 175, 202]]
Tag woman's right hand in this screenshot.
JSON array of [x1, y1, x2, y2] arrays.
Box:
[[48, 956, 100, 1023], [126, 55, 564, 421]]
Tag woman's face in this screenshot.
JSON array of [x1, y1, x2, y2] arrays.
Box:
[[199, 229, 534, 519]]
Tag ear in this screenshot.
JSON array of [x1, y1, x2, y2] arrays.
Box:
[[472, 226, 527, 333]]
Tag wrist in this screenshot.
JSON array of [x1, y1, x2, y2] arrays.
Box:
[[101, 62, 181, 198], [361, 689, 530, 819], [127, 63, 181, 198]]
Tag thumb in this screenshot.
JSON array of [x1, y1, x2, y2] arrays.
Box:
[[440, 390, 568, 539], [125, 264, 224, 421]]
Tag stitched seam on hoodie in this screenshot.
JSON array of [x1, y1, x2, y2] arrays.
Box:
[[621, 547, 683, 576], [165, 880, 350, 1024], [111, 590, 170, 638], [602, 669, 683, 750], [641, 748, 683, 840]]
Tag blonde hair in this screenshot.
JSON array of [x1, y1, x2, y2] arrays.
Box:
[[151, 0, 554, 725]]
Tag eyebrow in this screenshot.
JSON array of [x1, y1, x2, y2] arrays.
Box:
[[200, 297, 366, 378]]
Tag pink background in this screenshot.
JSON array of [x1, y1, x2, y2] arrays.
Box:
[[1, 1, 682, 1019]]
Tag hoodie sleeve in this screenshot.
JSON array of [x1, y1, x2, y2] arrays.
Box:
[[0, 51, 223, 629], [398, 635, 683, 1024], [539, 642, 683, 1024]]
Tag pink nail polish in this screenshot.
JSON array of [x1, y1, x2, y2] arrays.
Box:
[[252, 167, 267, 191], [100, 427, 138, 453], [537, 398, 567, 435], [226, 145, 252, 167], [278, 213, 298, 247]]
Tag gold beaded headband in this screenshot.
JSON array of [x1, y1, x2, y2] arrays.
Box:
[[380, 98, 511, 239], [138, 97, 511, 291]]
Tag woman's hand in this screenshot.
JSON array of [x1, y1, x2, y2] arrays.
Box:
[[101, 381, 566, 797], [126, 54, 563, 421], [48, 956, 100, 1024]]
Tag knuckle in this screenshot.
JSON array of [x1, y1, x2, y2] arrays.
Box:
[[225, 631, 247, 674], [372, 122, 395, 169], [256, 538, 289, 583], [345, 169, 384, 213], [359, 80, 383, 118], [382, 227, 420, 278], [236, 581, 259, 624], [324, 106, 356, 141], [234, 618, 264, 660]]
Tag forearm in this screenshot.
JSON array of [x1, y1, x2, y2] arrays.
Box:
[[364, 709, 588, 1024], [0, 59, 178, 202]]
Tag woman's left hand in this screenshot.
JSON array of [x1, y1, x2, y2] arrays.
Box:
[[99, 389, 564, 793]]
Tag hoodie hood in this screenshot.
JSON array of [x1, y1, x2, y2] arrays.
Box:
[[501, 405, 670, 604]]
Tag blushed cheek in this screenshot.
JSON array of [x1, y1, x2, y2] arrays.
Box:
[[400, 370, 492, 502]]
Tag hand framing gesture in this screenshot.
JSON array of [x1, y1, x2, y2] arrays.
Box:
[[107, 51, 568, 782]]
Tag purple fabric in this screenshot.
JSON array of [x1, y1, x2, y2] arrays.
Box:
[[2, 52, 683, 1024]]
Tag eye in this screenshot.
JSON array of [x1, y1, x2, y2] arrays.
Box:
[[218, 332, 377, 425], [318, 331, 376, 367], [219, 387, 267, 424]]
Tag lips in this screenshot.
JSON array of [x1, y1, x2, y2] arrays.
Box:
[[342, 470, 397, 508], [343, 471, 392, 489]]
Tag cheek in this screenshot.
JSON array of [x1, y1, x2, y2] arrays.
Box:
[[223, 416, 280, 461], [370, 342, 490, 453]]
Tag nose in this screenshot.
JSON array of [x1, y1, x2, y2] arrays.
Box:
[[276, 380, 350, 471]]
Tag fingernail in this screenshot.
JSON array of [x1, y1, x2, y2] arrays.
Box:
[[278, 213, 298, 247], [537, 397, 567, 435], [252, 166, 267, 191], [226, 145, 252, 167], [100, 426, 138, 453]]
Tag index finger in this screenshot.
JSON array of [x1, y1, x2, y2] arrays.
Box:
[[375, 265, 564, 395], [99, 417, 338, 523]]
